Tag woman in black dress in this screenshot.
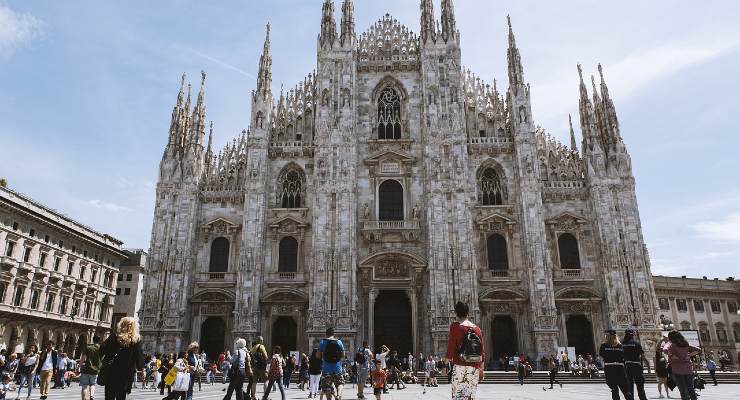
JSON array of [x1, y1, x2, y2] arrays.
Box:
[[100, 317, 145, 400]]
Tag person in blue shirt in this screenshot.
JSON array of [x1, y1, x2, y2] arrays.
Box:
[[317, 327, 345, 400]]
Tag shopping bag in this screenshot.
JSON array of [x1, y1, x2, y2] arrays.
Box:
[[163, 367, 178, 386], [174, 371, 191, 392]]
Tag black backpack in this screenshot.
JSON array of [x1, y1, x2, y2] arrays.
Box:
[[458, 326, 483, 363], [252, 348, 267, 371], [323, 339, 343, 364], [355, 347, 367, 364]]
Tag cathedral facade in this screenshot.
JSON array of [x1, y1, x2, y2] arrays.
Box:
[[140, 0, 661, 361]]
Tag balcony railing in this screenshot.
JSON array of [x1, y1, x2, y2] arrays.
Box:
[[553, 268, 589, 280], [196, 272, 236, 283], [278, 272, 296, 281], [478, 269, 520, 281], [468, 137, 513, 145], [363, 220, 420, 230]]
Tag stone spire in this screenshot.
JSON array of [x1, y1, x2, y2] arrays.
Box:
[[256, 23, 273, 98], [598, 63, 621, 140], [440, 0, 456, 42], [319, 0, 337, 48], [420, 0, 436, 44], [168, 73, 187, 148], [569, 114, 578, 152], [506, 16, 525, 91], [205, 121, 213, 160], [190, 70, 207, 146], [340, 0, 355, 46]]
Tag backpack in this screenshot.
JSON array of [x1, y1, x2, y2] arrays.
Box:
[[355, 348, 367, 365], [252, 348, 267, 371], [458, 325, 483, 363], [323, 339, 343, 364]]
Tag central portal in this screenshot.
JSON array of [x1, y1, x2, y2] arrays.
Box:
[[373, 290, 412, 355]]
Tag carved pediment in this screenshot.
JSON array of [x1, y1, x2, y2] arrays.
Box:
[[556, 287, 602, 301], [261, 289, 308, 304], [191, 290, 234, 303], [269, 216, 309, 234], [363, 149, 416, 166], [545, 212, 588, 227], [480, 288, 526, 302], [201, 218, 241, 235], [476, 212, 516, 230]]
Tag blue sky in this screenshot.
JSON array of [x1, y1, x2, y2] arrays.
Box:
[[1, 1, 739, 278]]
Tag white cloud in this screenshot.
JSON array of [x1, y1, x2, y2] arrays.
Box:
[[533, 41, 740, 134], [0, 5, 43, 57], [694, 251, 738, 261], [693, 212, 740, 242], [86, 199, 133, 213]]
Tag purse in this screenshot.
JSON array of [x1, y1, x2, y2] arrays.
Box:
[[164, 366, 179, 386], [97, 347, 121, 386], [228, 351, 241, 381]]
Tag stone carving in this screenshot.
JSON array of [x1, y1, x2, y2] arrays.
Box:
[[375, 262, 408, 279]]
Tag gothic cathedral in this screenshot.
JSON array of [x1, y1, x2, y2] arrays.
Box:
[[140, 0, 661, 360]]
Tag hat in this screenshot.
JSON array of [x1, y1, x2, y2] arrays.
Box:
[[605, 328, 617, 335], [624, 328, 636, 335]]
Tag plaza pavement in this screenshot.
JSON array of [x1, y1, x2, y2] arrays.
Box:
[[38, 381, 740, 400]]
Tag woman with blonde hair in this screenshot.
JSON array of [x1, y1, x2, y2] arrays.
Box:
[[99, 317, 145, 400]]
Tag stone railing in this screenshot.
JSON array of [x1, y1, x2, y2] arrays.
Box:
[[478, 269, 520, 281], [363, 220, 420, 230], [197, 272, 236, 282], [268, 141, 314, 158], [553, 268, 590, 280], [467, 136, 514, 155]]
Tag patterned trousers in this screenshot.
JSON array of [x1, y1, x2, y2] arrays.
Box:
[[450, 365, 480, 400]]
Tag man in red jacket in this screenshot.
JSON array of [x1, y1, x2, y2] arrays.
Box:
[[446, 302, 485, 400]]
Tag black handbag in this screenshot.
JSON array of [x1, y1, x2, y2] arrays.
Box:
[[97, 346, 121, 386]]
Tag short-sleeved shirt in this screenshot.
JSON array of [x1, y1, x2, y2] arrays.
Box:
[[318, 337, 345, 374], [81, 344, 101, 375], [445, 320, 484, 368], [357, 348, 372, 370], [622, 338, 644, 362], [371, 369, 386, 388], [662, 343, 699, 375], [599, 343, 625, 365]]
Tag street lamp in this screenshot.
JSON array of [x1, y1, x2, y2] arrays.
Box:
[[658, 314, 674, 331]]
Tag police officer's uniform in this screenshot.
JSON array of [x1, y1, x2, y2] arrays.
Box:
[[622, 329, 647, 400], [599, 329, 635, 400]]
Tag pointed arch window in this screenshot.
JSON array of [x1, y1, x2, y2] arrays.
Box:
[[486, 234, 508, 270], [278, 237, 298, 273], [278, 168, 304, 208], [377, 87, 402, 139], [209, 237, 229, 273], [378, 180, 403, 221], [558, 233, 581, 269], [478, 167, 505, 205]]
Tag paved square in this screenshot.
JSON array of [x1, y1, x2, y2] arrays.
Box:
[[32, 381, 740, 400]]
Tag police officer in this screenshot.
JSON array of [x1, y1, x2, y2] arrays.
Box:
[[599, 329, 634, 400], [622, 329, 650, 400]]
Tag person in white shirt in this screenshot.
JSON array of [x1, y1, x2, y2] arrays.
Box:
[[54, 352, 68, 388]]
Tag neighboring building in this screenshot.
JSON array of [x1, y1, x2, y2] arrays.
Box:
[[112, 249, 147, 328], [0, 186, 125, 355], [654, 275, 740, 362], [141, 1, 661, 360]]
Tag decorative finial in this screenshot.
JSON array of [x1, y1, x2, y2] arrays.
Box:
[[577, 63, 583, 79], [201, 70, 206, 85]]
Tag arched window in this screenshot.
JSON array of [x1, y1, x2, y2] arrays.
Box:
[[486, 234, 508, 270], [0, 282, 6, 304], [278, 237, 298, 272], [716, 323, 728, 343], [558, 233, 581, 269], [279, 168, 304, 208], [208, 237, 229, 273], [378, 180, 403, 221], [478, 167, 504, 205], [698, 323, 710, 343], [377, 87, 402, 139], [733, 323, 740, 343]]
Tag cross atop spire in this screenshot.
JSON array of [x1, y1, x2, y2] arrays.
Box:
[[420, 0, 436, 44], [256, 23, 273, 98], [440, 0, 457, 42], [340, 0, 355, 46], [320, 0, 337, 48]]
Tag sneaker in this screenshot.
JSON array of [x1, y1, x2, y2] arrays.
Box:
[[658, 395, 664, 399]]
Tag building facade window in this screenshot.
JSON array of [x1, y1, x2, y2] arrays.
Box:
[[29, 290, 39, 309], [45, 293, 55, 312], [23, 247, 31, 262], [676, 299, 687, 312], [116, 288, 121, 295], [124, 288, 131, 295], [658, 298, 670, 310], [727, 301, 737, 314], [4, 241, 14, 257], [38, 253, 47, 267], [680, 321, 691, 330], [278, 167, 305, 208], [733, 323, 740, 343], [378, 180, 404, 221], [377, 87, 402, 139], [486, 234, 508, 270], [126, 274, 132, 281], [80, 266, 86, 279], [13, 287, 24, 307], [67, 262, 74, 275], [54, 257, 61, 271], [0, 283, 6, 303], [716, 323, 728, 344], [208, 237, 230, 273], [478, 167, 505, 206], [278, 237, 299, 273], [694, 300, 705, 312], [558, 233, 581, 269], [59, 296, 68, 314], [710, 300, 721, 313], [699, 323, 710, 343]]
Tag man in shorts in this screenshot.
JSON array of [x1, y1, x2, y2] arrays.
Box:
[[79, 335, 101, 400], [318, 327, 345, 400], [355, 341, 373, 399]]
